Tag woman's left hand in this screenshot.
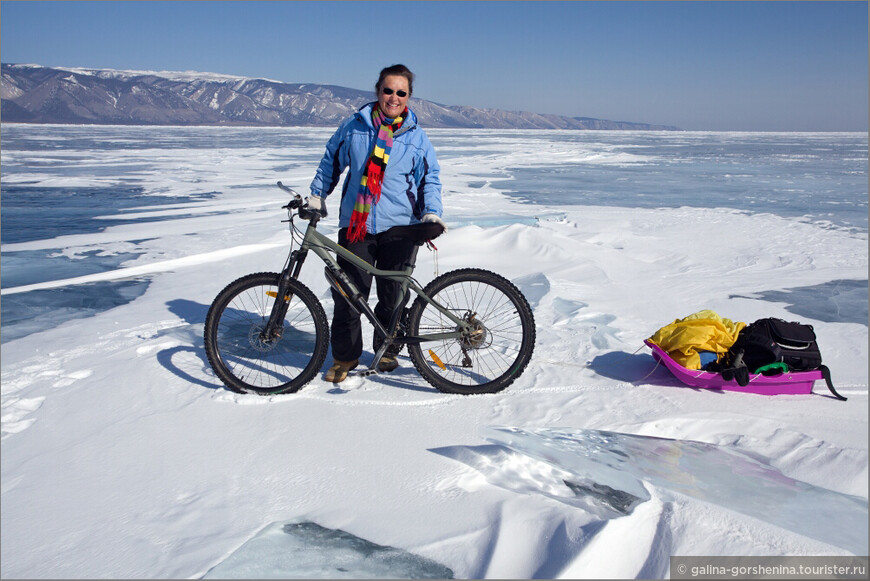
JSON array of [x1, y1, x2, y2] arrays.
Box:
[[422, 213, 448, 233]]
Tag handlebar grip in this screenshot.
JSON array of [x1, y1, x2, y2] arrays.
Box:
[[299, 205, 327, 221], [277, 181, 327, 219], [277, 181, 300, 198], [314, 198, 328, 218]]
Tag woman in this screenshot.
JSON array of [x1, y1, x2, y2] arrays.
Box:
[[308, 64, 446, 383]]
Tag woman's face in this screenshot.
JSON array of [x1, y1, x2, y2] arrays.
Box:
[[377, 74, 410, 119]]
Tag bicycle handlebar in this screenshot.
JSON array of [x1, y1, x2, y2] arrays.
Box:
[[275, 181, 444, 244], [277, 181, 327, 220], [276, 181, 300, 198]]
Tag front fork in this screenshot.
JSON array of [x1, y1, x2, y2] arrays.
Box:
[[261, 248, 308, 342]]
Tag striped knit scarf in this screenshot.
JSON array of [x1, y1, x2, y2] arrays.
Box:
[[347, 105, 408, 243]]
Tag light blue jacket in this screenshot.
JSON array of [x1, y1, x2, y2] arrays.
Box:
[[309, 102, 443, 234]]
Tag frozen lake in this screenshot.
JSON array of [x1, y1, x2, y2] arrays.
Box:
[[1, 125, 866, 343], [1, 124, 866, 579]]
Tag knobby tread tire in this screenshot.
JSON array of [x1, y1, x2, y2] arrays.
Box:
[[204, 272, 329, 395], [407, 268, 535, 394]]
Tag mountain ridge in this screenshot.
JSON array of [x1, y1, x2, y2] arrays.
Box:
[[1, 63, 681, 130]]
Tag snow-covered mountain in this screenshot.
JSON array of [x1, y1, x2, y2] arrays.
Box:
[[1, 63, 680, 130]]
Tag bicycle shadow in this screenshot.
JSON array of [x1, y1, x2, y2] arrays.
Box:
[[160, 299, 437, 395], [159, 299, 223, 390], [167, 297, 209, 327], [165, 298, 326, 392], [158, 344, 222, 390]]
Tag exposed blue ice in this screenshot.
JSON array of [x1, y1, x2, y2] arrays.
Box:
[[483, 426, 869, 555], [732, 279, 869, 326], [562, 477, 646, 515], [1, 279, 152, 343], [490, 132, 868, 232], [202, 520, 453, 579], [0, 184, 216, 244], [1, 126, 866, 343], [1, 249, 145, 288]]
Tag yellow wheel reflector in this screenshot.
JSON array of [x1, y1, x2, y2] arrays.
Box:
[[265, 291, 290, 301], [429, 349, 446, 370]]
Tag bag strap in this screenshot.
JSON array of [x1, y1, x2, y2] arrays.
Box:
[[819, 365, 847, 401]]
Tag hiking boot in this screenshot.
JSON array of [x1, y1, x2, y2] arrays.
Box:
[[324, 359, 358, 383], [377, 355, 399, 373]]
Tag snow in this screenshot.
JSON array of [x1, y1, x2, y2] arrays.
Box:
[[54, 65, 287, 85], [1, 128, 867, 579]]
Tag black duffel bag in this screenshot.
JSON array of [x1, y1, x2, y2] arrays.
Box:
[[709, 318, 846, 400]]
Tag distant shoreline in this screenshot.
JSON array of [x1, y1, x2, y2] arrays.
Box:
[[2, 121, 867, 135], [2, 63, 681, 131]]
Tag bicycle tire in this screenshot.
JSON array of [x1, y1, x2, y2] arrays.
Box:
[[204, 272, 329, 395], [407, 268, 535, 394]]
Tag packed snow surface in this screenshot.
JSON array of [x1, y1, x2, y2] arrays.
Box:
[[1, 126, 867, 578]]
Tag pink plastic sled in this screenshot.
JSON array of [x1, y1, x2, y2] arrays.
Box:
[[645, 340, 821, 395]]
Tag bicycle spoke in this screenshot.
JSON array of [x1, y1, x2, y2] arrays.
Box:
[[205, 273, 329, 394], [408, 269, 535, 394]]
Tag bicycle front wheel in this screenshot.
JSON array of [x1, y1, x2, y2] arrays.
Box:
[[407, 268, 535, 395], [204, 272, 329, 395]]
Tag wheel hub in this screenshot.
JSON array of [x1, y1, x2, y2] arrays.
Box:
[[460, 313, 490, 350], [249, 324, 281, 352]]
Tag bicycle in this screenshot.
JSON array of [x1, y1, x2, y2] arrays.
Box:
[[204, 182, 536, 396]]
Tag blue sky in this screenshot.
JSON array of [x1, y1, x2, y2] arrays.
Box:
[[2, 1, 867, 131]]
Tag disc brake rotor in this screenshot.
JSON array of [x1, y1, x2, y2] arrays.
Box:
[[249, 324, 281, 353]]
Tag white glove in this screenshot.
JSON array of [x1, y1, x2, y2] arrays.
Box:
[[422, 213, 448, 233], [307, 196, 322, 211]]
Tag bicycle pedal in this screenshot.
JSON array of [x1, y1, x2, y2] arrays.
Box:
[[349, 369, 379, 378]]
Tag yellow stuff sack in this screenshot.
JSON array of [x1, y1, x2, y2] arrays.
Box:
[[647, 310, 746, 370]]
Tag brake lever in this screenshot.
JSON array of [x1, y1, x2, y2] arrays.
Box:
[[278, 181, 328, 218], [277, 180, 305, 205]]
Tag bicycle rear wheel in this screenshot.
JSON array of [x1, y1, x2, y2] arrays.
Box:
[[407, 268, 535, 394], [204, 272, 329, 395]]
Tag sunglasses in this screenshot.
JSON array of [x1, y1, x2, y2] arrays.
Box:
[[381, 87, 408, 98]]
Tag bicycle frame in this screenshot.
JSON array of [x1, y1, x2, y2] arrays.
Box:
[[264, 200, 473, 372]]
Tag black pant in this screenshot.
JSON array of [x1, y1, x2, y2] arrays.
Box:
[[330, 227, 417, 362]]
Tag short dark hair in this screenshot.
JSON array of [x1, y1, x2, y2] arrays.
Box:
[[375, 64, 415, 96]]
